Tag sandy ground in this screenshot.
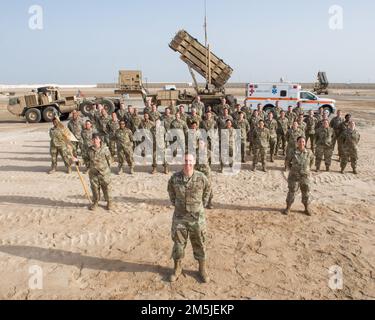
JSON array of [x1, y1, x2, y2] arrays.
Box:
[[0, 95, 374, 300]]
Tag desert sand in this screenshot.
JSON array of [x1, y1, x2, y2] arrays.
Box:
[[0, 92, 374, 300]]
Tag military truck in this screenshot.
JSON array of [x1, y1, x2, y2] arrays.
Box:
[[313, 71, 329, 95], [7, 86, 80, 123], [78, 70, 148, 117]]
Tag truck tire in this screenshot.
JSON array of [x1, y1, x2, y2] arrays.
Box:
[[59, 113, 70, 121], [101, 99, 115, 114], [322, 105, 333, 116], [25, 108, 42, 123], [42, 106, 58, 122], [79, 100, 94, 117], [263, 104, 274, 116]]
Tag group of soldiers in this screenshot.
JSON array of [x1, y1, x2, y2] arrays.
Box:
[[47, 96, 360, 284]]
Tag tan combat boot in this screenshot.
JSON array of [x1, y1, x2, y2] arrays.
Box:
[[198, 260, 210, 283], [106, 202, 113, 211], [169, 259, 182, 282], [151, 167, 157, 175], [304, 204, 313, 216], [326, 165, 330, 172], [89, 202, 98, 211], [353, 168, 358, 175], [270, 155, 274, 163], [130, 167, 135, 175], [164, 166, 169, 174], [282, 204, 292, 215], [66, 166, 72, 174], [262, 165, 267, 173], [117, 165, 123, 175], [48, 166, 57, 174]]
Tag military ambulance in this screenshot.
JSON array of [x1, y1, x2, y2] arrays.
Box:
[[245, 83, 336, 116]]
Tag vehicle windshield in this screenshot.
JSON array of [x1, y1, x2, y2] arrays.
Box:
[[300, 92, 317, 100], [8, 97, 19, 105]]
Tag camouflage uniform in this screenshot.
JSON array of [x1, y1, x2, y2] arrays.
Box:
[[304, 116, 318, 153], [220, 127, 235, 170], [81, 127, 95, 169], [87, 144, 112, 205], [285, 110, 296, 128], [96, 115, 111, 146], [276, 117, 289, 156], [187, 114, 202, 128], [49, 126, 71, 170], [315, 126, 334, 170], [252, 127, 270, 170], [265, 118, 278, 159], [115, 127, 134, 173], [285, 148, 314, 210], [171, 118, 189, 156], [147, 110, 162, 122], [330, 115, 344, 154], [249, 115, 262, 156], [273, 106, 282, 120], [213, 104, 231, 117], [285, 127, 305, 168], [108, 119, 120, 158], [130, 113, 142, 133], [139, 119, 156, 168], [338, 121, 351, 158], [297, 120, 307, 136], [116, 109, 127, 122], [234, 118, 250, 162], [67, 118, 83, 157], [340, 128, 360, 173], [168, 170, 210, 261], [191, 101, 205, 117]]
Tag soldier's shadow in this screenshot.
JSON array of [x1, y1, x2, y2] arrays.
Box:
[[0, 245, 200, 282]]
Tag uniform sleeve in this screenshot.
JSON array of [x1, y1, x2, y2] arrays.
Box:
[[285, 150, 293, 169], [202, 175, 210, 207], [104, 146, 112, 166], [167, 176, 176, 206]]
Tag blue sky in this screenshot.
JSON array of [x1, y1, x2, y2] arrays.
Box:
[[0, 0, 374, 84]]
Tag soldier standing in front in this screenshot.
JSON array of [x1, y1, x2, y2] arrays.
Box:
[[283, 136, 314, 216], [167, 153, 211, 283]]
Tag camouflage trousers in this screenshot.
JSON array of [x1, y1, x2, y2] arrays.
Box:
[[286, 173, 311, 207], [276, 134, 287, 155], [81, 146, 90, 169], [89, 171, 111, 203], [71, 141, 82, 158], [285, 145, 296, 168], [341, 147, 358, 170], [253, 146, 266, 166], [333, 130, 341, 157], [117, 145, 134, 169], [337, 136, 345, 159], [315, 145, 333, 168], [241, 140, 247, 162], [171, 217, 207, 261], [269, 136, 277, 156], [50, 145, 70, 168], [195, 167, 213, 207], [109, 138, 117, 158], [305, 134, 316, 153]]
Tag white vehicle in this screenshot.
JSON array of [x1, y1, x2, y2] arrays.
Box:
[[245, 83, 336, 115]]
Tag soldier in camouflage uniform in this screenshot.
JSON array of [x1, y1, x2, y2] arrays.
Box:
[[234, 112, 250, 163], [273, 101, 282, 120], [139, 113, 157, 174], [252, 120, 270, 172], [67, 110, 83, 158], [116, 102, 127, 122], [337, 114, 352, 161], [340, 121, 360, 175], [304, 110, 318, 154], [81, 120, 95, 172], [108, 112, 120, 159], [257, 104, 266, 121], [293, 102, 303, 116], [285, 106, 296, 129], [315, 119, 334, 172], [231, 104, 243, 122], [130, 108, 142, 133], [48, 118, 73, 174], [147, 104, 162, 122], [217, 108, 233, 130], [276, 111, 289, 156], [265, 112, 278, 162], [200, 111, 217, 155], [213, 97, 231, 117], [283, 136, 314, 216], [96, 109, 111, 146], [187, 108, 201, 128], [178, 105, 188, 123], [191, 96, 205, 117], [330, 109, 344, 156], [249, 110, 262, 156], [167, 153, 211, 283], [297, 113, 306, 135], [170, 112, 188, 158], [315, 111, 329, 131], [115, 120, 134, 175], [285, 121, 305, 170], [315, 107, 325, 124], [220, 119, 236, 172], [162, 107, 174, 132], [87, 133, 113, 211]]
